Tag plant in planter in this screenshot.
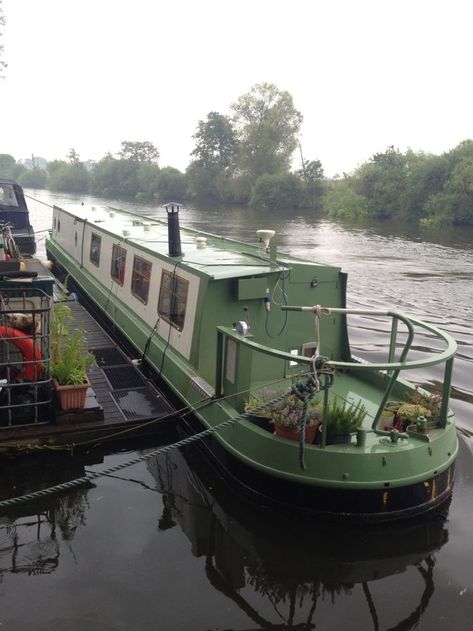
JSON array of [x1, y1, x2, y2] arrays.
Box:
[[384, 388, 441, 431], [246, 388, 322, 443], [51, 301, 95, 411], [324, 398, 367, 443]]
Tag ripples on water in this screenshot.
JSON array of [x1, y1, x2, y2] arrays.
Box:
[[1, 189, 470, 630]]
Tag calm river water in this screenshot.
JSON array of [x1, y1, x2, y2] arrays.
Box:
[[0, 190, 472, 630]]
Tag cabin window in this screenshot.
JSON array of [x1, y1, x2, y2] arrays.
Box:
[[90, 233, 101, 266], [131, 255, 152, 304], [0, 183, 18, 207], [158, 270, 189, 331], [111, 244, 127, 285], [74, 231, 78, 247]]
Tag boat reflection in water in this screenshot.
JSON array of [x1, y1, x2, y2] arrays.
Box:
[[0, 457, 90, 579], [0, 445, 449, 629], [149, 445, 449, 630]]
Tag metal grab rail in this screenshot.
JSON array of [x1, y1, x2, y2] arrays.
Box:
[[216, 306, 457, 432]]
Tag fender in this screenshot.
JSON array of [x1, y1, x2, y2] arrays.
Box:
[[0, 325, 42, 381]]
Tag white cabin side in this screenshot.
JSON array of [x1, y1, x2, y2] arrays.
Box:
[[51, 207, 200, 360]]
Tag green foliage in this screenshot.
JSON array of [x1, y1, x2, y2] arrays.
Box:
[[18, 168, 47, 188], [326, 398, 367, 435], [119, 141, 159, 164], [354, 146, 408, 219], [0, 154, 26, 180], [323, 140, 473, 226], [250, 173, 304, 210], [91, 156, 140, 198], [401, 151, 448, 220], [154, 167, 187, 202], [324, 179, 368, 219], [297, 159, 325, 209], [223, 173, 253, 205], [51, 302, 95, 385], [186, 162, 222, 201], [231, 82, 303, 180], [136, 162, 161, 200], [47, 158, 90, 193], [192, 111, 236, 169]]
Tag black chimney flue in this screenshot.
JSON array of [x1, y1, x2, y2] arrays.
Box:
[[165, 202, 182, 257]]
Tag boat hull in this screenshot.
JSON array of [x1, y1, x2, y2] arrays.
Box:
[[182, 415, 455, 521]]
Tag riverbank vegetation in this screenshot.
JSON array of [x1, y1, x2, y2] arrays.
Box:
[[1, 82, 473, 226]]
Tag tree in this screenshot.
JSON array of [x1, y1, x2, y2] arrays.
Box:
[[250, 173, 304, 210], [191, 112, 236, 169], [154, 167, 187, 202], [297, 159, 325, 208], [136, 163, 161, 200], [353, 146, 408, 219], [47, 157, 90, 193], [323, 179, 369, 219], [119, 141, 159, 164], [402, 151, 448, 220], [68, 148, 80, 165], [0, 153, 24, 180], [91, 155, 140, 198], [18, 168, 47, 188], [231, 83, 303, 180]]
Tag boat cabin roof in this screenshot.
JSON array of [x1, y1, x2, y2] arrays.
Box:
[[56, 203, 333, 281]]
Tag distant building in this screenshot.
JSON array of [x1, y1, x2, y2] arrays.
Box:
[[20, 156, 48, 170]]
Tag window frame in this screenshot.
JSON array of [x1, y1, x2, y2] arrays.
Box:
[[131, 255, 152, 304], [89, 232, 101, 267], [110, 244, 127, 286], [158, 269, 189, 332]]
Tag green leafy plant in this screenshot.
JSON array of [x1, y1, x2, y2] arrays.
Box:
[[326, 398, 367, 435], [51, 301, 94, 385]]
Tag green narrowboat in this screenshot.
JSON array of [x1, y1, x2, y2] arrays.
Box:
[[45, 202, 458, 520]]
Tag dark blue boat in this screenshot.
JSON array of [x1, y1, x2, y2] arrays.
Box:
[[0, 179, 36, 255]]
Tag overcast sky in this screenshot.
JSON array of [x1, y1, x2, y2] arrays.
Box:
[[2, 0, 472, 176]]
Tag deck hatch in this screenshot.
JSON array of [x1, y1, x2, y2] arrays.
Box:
[[102, 365, 147, 389], [92, 347, 128, 367], [110, 388, 172, 421]]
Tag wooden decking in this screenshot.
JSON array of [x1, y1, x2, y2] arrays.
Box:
[[0, 259, 177, 452]]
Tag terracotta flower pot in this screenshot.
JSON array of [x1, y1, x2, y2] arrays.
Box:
[[274, 423, 318, 444], [53, 378, 90, 411]]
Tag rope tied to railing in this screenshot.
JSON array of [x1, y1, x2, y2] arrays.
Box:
[[291, 357, 333, 470]]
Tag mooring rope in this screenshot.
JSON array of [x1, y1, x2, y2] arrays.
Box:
[[293, 357, 333, 469], [0, 414, 243, 510], [0, 368, 337, 510]]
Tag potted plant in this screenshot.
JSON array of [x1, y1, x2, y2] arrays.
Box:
[[324, 398, 367, 444], [383, 388, 441, 431], [246, 388, 322, 443], [51, 301, 95, 411]]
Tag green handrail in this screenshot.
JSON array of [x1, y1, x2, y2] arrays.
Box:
[[217, 306, 457, 432]]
